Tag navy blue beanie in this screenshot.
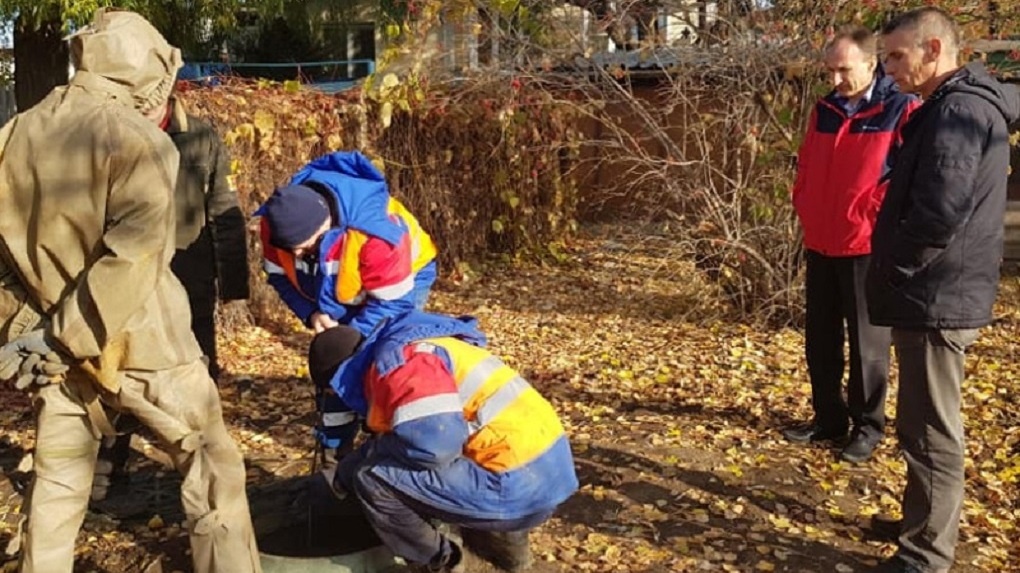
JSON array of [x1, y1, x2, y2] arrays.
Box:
[[263, 184, 331, 249]]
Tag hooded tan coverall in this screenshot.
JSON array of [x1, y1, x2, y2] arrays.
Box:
[[0, 10, 260, 573]]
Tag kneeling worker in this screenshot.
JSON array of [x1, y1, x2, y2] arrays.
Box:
[[307, 311, 578, 573]]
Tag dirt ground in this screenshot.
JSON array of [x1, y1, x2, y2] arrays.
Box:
[[1, 223, 1017, 572]]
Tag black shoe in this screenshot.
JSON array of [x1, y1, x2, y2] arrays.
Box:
[[414, 538, 465, 573], [868, 555, 942, 573], [840, 430, 880, 463], [782, 422, 848, 444], [867, 514, 902, 542], [462, 529, 533, 572]]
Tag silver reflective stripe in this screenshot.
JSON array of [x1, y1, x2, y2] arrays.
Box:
[[391, 393, 462, 427], [475, 376, 528, 428], [411, 234, 421, 262], [368, 274, 414, 300], [263, 259, 285, 275], [322, 411, 357, 426], [458, 356, 504, 404], [324, 261, 340, 275]]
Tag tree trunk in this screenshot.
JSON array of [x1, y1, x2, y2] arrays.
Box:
[[13, 8, 69, 112]]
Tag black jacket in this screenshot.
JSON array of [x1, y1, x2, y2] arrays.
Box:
[[166, 99, 250, 307], [867, 63, 1020, 329]]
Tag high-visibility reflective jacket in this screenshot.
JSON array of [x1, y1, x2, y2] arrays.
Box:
[[331, 311, 578, 520], [257, 152, 437, 336]]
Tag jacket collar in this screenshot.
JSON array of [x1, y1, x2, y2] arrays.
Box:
[[825, 67, 897, 114], [288, 151, 406, 246], [329, 311, 488, 415], [69, 71, 135, 109]]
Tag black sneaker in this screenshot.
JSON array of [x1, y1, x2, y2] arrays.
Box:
[[782, 422, 849, 444], [840, 430, 880, 463], [413, 537, 465, 573], [462, 529, 533, 572], [867, 514, 902, 542], [868, 555, 945, 573]]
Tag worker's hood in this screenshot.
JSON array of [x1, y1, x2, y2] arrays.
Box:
[[69, 8, 182, 113]]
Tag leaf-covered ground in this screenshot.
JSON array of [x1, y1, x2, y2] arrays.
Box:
[[1, 223, 1018, 572]]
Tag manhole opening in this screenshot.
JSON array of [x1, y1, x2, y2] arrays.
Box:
[[253, 474, 382, 558]]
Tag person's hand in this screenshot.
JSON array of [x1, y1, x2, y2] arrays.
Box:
[[0, 330, 70, 389], [309, 312, 339, 334]]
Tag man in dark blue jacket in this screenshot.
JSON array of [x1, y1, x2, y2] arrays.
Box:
[[866, 7, 1020, 573]]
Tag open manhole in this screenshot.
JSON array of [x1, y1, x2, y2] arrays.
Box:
[[253, 473, 405, 573], [84, 454, 409, 573]]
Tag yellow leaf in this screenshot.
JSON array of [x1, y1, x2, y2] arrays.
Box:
[[381, 73, 400, 90], [147, 515, 165, 530], [253, 110, 275, 134], [768, 515, 791, 529], [380, 101, 393, 129], [756, 561, 775, 571], [858, 505, 880, 517], [673, 538, 689, 554]]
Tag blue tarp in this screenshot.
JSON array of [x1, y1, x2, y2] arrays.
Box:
[[178, 60, 372, 93]]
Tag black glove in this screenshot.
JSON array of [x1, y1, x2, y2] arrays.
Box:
[[0, 330, 70, 389]]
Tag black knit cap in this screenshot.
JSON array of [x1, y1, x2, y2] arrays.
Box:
[[308, 326, 363, 388], [263, 184, 331, 249]]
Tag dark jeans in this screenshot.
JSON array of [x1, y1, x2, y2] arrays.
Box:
[[804, 250, 891, 439], [189, 304, 218, 381], [892, 327, 978, 572], [338, 449, 551, 566], [170, 251, 219, 382]]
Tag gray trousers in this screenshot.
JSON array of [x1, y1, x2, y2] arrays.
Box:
[[891, 327, 979, 572]]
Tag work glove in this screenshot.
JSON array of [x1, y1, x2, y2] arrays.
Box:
[[0, 330, 70, 389]]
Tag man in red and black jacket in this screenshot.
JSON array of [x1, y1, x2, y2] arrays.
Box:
[[784, 26, 918, 463]]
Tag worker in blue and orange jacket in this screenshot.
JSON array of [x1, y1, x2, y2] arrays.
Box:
[[307, 311, 578, 573], [256, 150, 438, 462]]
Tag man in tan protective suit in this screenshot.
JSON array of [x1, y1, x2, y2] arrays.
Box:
[[0, 9, 261, 573]]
